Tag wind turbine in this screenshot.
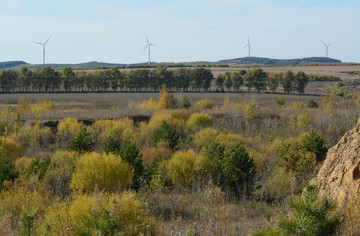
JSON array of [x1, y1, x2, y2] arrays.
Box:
[[243, 35, 251, 57], [33, 36, 52, 65], [141, 33, 157, 65], [322, 40, 331, 58]]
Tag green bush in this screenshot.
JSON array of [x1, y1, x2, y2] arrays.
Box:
[[0, 151, 18, 190], [254, 184, 340, 236], [302, 131, 328, 162], [167, 94, 178, 109], [70, 127, 94, 153], [273, 97, 286, 108], [306, 99, 318, 108], [152, 121, 179, 150], [26, 156, 51, 180], [221, 144, 255, 196], [277, 141, 316, 180], [102, 136, 122, 154], [118, 140, 144, 190], [177, 96, 191, 109], [205, 139, 225, 180]]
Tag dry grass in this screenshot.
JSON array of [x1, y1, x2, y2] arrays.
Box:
[[0, 90, 352, 122]]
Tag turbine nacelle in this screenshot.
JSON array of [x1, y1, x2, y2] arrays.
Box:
[[142, 33, 157, 65], [33, 36, 52, 65], [243, 34, 252, 57], [321, 40, 331, 58]]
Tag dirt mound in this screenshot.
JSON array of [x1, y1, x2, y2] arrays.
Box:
[[316, 118, 360, 206]]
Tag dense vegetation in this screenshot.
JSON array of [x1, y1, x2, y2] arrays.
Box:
[[0, 89, 357, 234]]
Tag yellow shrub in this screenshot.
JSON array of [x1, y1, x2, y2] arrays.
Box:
[[91, 119, 112, 137], [217, 133, 252, 148], [320, 95, 337, 116], [0, 137, 23, 161], [31, 100, 54, 127], [92, 118, 138, 144], [292, 101, 304, 109], [243, 99, 257, 121], [167, 149, 211, 186], [147, 111, 186, 135], [0, 186, 49, 234], [221, 96, 232, 109], [296, 110, 313, 130], [193, 128, 219, 149], [16, 97, 31, 114], [247, 148, 266, 173], [30, 99, 54, 113], [170, 109, 192, 121], [266, 168, 292, 201], [158, 87, 169, 109], [140, 87, 170, 110], [40, 191, 158, 235], [56, 117, 84, 149], [140, 97, 158, 109], [148, 111, 173, 129], [109, 192, 158, 235], [186, 113, 213, 131], [70, 152, 133, 193], [194, 99, 213, 110]]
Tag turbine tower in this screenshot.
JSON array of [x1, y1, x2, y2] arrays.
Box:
[[33, 36, 52, 65], [142, 33, 157, 65], [322, 40, 331, 58], [243, 35, 251, 57]]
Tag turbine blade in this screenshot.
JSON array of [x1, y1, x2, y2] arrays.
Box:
[[145, 33, 149, 43], [150, 43, 157, 47], [242, 44, 249, 49], [33, 41, 43, 45], [141, 45, 148, 53], [321, 40, 326, 46], [44, 36, 52, 45]]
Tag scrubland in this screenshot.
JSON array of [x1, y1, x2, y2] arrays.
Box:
[[0, 64, 360, 235]]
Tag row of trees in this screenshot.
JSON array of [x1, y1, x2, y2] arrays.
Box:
[[0, 66, 309, 94], [216, 69, 309, 94], [0, 66, 213, 93]]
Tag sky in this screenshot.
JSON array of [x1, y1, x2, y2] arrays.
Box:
[[0, 0, 359, 64]]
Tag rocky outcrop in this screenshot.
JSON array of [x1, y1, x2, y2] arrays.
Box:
[[316, 118, 360, 206]]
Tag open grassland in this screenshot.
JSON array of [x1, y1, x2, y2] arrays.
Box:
[[0, 91, 330, 121]]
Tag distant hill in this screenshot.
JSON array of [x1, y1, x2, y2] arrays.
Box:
[[27, 61, 126, 69], [218, 57, 342, 65], [0, 57, 345, 70], [0, 61, 27, 69]]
